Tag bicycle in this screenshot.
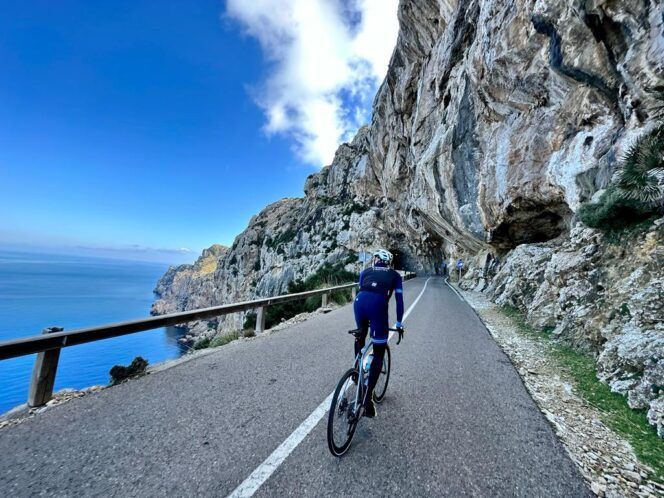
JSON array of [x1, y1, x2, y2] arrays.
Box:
[[326, 327, 403, 456]]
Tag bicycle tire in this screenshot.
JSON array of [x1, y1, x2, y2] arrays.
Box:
[[327, 368, 360, 457], [373, 345, 391, 403]]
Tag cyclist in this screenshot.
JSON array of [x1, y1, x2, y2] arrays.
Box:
[[353, 249, 404, 418]]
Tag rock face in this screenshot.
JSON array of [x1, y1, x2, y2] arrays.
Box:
[[153, 129, 394, 336], [473, 220, 663, 436], [154, 0, 663, 431]]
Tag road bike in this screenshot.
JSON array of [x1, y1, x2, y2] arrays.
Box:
[[326, 327, 403, 456]]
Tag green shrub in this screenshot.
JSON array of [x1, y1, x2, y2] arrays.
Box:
[[342, 202, 366, 217], [615, 124, 664, 203], [288, 261, 357, 292], [109, 356, 149, 385], [192, 337, 211, 350], [209, 330, 241, 348], [265, 228, 297, 251], [578, 124, 663, 231], [577, 186, 656, 229], [243, 312, 256, 330], [343, 252, 358, 266]]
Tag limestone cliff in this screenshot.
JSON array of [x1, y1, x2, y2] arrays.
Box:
[[153, 0, 663, 432], [464, 220, 663, 436], [153, 128, 389, 336]]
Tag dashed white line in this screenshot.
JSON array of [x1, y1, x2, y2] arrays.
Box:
[[227, 277, 432, 498]]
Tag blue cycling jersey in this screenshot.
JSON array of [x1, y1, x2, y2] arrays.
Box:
[[357, 263, 404, 323]]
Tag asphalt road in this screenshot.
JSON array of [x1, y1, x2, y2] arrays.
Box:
[[0, 277, 590, 497]]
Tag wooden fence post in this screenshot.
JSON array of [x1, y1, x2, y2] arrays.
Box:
[[28, 326, 63, 407], [255, 307, 267, 334]]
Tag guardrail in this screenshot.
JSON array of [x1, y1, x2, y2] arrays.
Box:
[[0, 282, 358, 408], [1, 269, 419, 410]]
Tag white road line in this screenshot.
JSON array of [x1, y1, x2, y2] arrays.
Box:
[[443, 277, 465, 301], [445, 277, 472, 307], [227, 277, 432, 498]]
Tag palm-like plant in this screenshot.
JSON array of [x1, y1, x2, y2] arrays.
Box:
[[649, 83, 664, 121], [616, 124, 664, 204]]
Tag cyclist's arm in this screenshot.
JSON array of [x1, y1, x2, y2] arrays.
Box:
[[394, 273, 404, 323]]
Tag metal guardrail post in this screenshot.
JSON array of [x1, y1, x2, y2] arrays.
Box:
[[321, 292, 330, 308], [255, 307, 267, 334], [28, 326, 64, 407]]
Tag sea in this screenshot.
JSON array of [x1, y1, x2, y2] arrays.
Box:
[[0, 249, 188, 414]]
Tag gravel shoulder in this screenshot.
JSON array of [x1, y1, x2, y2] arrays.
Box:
[[457, 286, 664, 498]]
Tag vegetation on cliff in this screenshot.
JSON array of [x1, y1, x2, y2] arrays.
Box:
[[244, 261, 357, 330], [579, 112, 663, 231]]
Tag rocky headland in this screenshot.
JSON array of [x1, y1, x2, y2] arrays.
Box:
[[153, 0, 663, 435]]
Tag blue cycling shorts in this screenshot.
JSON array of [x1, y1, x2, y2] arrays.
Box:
[[353, 291, 389, 344]]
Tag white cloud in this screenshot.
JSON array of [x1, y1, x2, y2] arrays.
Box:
[[226, 0, 399, 167]]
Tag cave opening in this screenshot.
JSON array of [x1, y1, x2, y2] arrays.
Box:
[[490, 198, 573, 250], [389, 248, 406, 271]]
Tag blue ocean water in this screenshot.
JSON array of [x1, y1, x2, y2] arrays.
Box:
[[0, 250, 187, 414]]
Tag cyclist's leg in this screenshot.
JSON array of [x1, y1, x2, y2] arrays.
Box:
[[353, 293, 369, 357], [364, 302, 389, 404], [366, 343, 386, 399]]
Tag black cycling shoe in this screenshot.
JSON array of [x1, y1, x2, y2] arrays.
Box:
[[363, 399, 377, 418]]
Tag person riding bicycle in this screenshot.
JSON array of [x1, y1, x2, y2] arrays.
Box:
[[353, 248, 404, 418]]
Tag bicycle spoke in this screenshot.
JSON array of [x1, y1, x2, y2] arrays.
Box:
[[327, 369, 360, 456]]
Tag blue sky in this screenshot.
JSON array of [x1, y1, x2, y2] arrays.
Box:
[[0, 1, 398, 263]]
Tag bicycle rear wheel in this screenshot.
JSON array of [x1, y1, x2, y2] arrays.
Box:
[[374, 345, 391, 403], [327, 368, 360, 456]]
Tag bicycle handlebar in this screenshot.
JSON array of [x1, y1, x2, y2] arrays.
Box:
[[389, 327, 405, 344], [348, 327, 405, 344]]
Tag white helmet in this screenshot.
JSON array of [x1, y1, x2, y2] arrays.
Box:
[[373, 249, 393, 264]]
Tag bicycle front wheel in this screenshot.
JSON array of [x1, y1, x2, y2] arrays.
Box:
[[327, 368, 360, 457], [374, 345, 391, 403]]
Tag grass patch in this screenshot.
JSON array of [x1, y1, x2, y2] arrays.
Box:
[[501, 305, 664, 482], [192, 329, 255, 351], [501, 305, 552, 341], [209, 330, 242, 347], [551, 345, 663, 481], [192, 337, 211, 350]]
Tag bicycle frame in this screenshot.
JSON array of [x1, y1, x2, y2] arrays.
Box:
[[346, 326, 401, 420], [349, 339, 375, 421]]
